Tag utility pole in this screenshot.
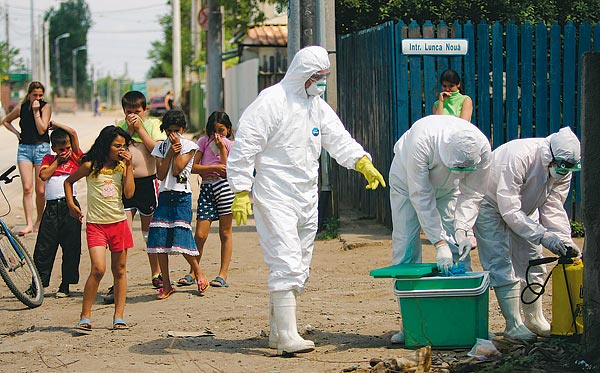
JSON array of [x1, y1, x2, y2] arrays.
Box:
[[300, 0, 316, 47], [206, 0, 222, 112], [287, 0, 300, 59], [36, 16, 44, 85], [90, 64, 95, 111], [313, 0, 337, 229], [5, 4, 9, 70], [581, 51, 600, 365], [30, 0, 35, 80], [72, 45, 86, 106], [172, 0, 182, 106], [191, 0, 200, 61], [43, 19, 50, 93], [54, 32, 70, 96]]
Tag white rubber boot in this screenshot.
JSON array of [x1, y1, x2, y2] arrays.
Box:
[[271, 290, 315, 354], [521, 281, 551, 337], [268, 296, 278, 349], [495, 283, 537, 341]]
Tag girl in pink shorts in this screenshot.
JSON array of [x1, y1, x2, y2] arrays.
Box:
[[64, 125, 135, 333]]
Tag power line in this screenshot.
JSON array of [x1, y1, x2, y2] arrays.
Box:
[[5, 5, 45, 15], [90, 29, 163, 34], [91, 3, 167, 14]]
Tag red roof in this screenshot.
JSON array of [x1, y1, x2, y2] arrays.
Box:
[[245, 25, 287, 46]]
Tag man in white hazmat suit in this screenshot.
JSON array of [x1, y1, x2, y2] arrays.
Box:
[[474, 126, 582, 341], [388, 115, 491, 344], [226, 46, 386, 355]]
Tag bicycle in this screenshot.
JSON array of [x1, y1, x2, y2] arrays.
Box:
[[0, 165, 43, 308]]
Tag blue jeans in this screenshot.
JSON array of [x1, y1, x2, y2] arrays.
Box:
[[17, 143, 50, 165]]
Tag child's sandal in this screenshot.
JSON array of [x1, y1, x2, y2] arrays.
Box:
[[197, 279, 209, 294], [75, 318, 92, 334], [113, 318, 129, 330], [156, 287, 175, 300]]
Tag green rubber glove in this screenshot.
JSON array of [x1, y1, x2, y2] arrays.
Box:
[[232, 191, 253, 226], [355, 155, 386, 190]]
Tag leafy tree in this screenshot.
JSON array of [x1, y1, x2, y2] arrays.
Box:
[[46, 0, 92, 97], [220, 0, 284, 36], [335, 0, 600, 35], [0, 41, 25, 76], [148, 0, 192, 78], [147, 0, 284, 79]]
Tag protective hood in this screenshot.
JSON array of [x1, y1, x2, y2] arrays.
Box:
[[439, 129, 482, 169], [280, 46, 330, 97], [548, 126, 581, 163]]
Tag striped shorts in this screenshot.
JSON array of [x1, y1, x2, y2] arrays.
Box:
[[196, 178, 234, 221]]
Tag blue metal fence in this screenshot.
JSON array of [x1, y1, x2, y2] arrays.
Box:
[[337, 20, 600, 227]]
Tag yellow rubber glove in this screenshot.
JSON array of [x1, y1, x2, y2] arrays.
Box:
[[231, 191, 253, 226], [355, 156, 386, 190]]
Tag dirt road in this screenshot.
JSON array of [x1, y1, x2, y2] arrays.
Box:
[[0, 110, 579, 372]]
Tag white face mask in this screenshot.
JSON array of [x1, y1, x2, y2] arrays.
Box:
[[549, 167, 570, 180], [306, 80, 327, 96]]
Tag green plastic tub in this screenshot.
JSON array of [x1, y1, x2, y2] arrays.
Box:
[[394, 271, 490, 348]]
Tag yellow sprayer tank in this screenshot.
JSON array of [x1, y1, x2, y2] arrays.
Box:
[[551, 259, 583, 335]]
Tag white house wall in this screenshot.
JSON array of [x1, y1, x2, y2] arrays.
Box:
[[225, 58, 259, 132]]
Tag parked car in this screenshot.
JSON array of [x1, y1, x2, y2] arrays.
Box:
[[148, 95, 167, 117]]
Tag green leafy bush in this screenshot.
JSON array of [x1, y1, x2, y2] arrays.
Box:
[[571, 220, 585, 237], [317, 218, 340, 240]]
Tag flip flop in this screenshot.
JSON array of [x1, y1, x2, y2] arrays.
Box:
[[113, 318, 129, 330], [177, 274, 195, 286], [18, 230, 33, 237], [210, 276, 229, 288], [75, 318, 92, 334], [197, 279, 209, 294], [157, 287, 175, 300]]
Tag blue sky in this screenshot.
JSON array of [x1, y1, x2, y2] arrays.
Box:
[[3, 0, 170, 82]]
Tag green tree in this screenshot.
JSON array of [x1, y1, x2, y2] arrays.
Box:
[[0, 41, 24, 76], [148, 0, 192, 78], [336, 0, 600, 35], [46, 0, 92, 97], [147, 0, 284, 79]]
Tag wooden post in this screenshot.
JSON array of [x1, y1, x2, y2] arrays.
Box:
[[581, 51, 600, 363]]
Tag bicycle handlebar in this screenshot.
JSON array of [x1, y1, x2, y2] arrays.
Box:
[[0, 165, 17, 183]]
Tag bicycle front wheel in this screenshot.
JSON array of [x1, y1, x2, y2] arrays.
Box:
[[0, 227, 43, 308]]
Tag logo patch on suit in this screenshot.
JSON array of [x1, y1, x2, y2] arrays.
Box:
[[312, 127, 320, 136]]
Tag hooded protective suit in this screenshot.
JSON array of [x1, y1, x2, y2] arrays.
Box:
[[227, 46, 370, 292], [474, 127, 580, 288], [389, 115, 491, 265]]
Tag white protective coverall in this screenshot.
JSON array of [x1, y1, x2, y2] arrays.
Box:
[[389, 115, 491, 267], [474, 129, 579, 288], [473, 126, 580, 339], [227, 46, 370, 293]]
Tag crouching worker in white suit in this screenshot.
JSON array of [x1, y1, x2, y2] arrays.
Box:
[[388, 115, 491, 344], [226, 46, 386, 355], [474, 126, 582, 341]]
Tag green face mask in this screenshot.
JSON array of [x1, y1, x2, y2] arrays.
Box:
[[448, 164, 477, 172]]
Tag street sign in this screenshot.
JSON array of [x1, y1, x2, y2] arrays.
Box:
[[197, 6, 209, 30], [402, 39, 468, 55]]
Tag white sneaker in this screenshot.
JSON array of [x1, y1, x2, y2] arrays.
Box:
[[56, 284, 70, 298]]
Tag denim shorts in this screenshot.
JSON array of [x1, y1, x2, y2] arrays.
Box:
[[17, 143, 50, 165]]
